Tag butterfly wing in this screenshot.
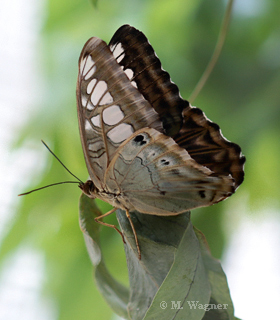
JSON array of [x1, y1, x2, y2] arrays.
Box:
[[109, 25, 187, 137], [109, 25, 245, 189], [174, 107, 245, 189], [77, 25, 244, 203], [105, 127, 235, 215], [77, 37, 163, 189]]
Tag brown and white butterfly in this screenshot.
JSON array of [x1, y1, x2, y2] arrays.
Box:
[[76, 25, 245, 259]]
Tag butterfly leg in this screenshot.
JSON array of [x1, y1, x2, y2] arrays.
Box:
[[125, 209, 141, 260], [94, 208, 126, 244]]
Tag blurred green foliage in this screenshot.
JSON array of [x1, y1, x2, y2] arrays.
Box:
[[1, 0, 280, 319]]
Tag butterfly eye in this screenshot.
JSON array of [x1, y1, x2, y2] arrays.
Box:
[[80, 180, 96, 197]]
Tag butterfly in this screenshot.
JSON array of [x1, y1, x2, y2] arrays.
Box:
[[76, 25, 245, 259]]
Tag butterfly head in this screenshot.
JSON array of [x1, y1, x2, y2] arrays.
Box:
[[79, 180, 97, 198]]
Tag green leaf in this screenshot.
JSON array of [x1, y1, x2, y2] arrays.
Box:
[[79, 197, 239, 320], [79, 193, 239, 320], [79, 194, 129, 319], [117, 211, 210, 320], [143, 223, 210, 320], [195, 228, 236, 320]]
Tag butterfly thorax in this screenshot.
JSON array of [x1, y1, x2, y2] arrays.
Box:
[[80, 180, 129, 210]]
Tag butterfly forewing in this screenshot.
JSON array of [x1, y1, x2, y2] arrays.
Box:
[[77, 37, 163, 189], [174, 107, 245, 188], [109, 24, 188, 137]]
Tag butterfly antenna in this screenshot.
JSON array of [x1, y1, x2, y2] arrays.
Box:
[[18, 141, 84, 196], [18, 181, 80, 196], [41, 140, 84, 184]]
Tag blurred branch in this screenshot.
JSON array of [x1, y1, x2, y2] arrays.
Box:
[[189, 0, 234, 104]]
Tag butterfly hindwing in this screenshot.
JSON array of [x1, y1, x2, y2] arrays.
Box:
[[105, 127, 235, 215]]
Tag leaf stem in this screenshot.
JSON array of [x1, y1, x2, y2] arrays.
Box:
[[189, 0, 234, 104]]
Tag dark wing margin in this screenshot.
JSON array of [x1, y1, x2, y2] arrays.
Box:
[[109, 24, 188, 137], [174, 106, 245, 189]]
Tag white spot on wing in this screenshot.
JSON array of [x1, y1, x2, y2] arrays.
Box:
[[85, 119, 92, 132], [87, 79, 97, 94], [107, 123, 134, 143], [80, 57, 87, 70], [91, 115, 101, 127], [81, 55, 96, 80], [85, 65, 96, 80], [91, 80, 107, 105], [131, 81, 137, 88], [124, 68, 134, 80], [112, 43, 125, 63], [103, 105, 124, 125], [110, 44, 117, 52], [81, 95, 94, 110], [81, 95, 88, 107], [88, 143, 96, 151], [87, 103, 94, 111], [117, 55, 124, 63], [100, 92, 113, 105]]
